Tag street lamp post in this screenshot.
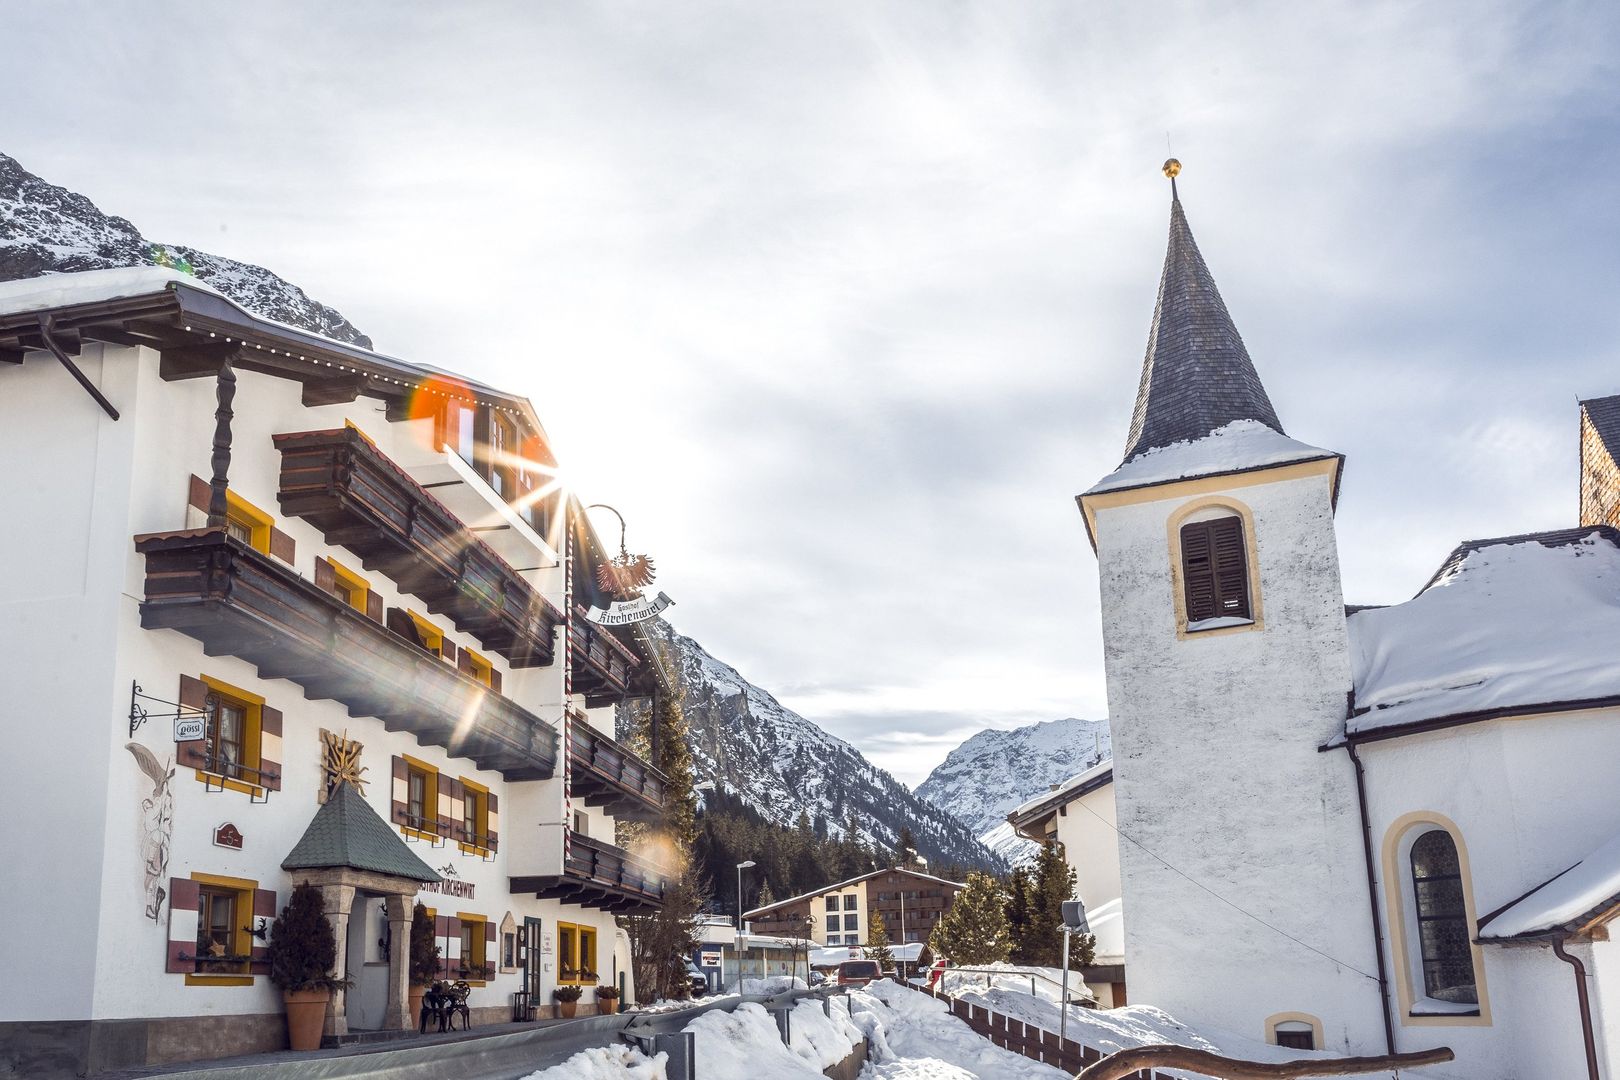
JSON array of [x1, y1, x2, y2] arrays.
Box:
[[736, 860, 756, 986]]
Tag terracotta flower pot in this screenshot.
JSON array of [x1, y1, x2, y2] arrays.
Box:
[[557, 1001, 577, 1019], [409, 985, 426, 1023], [283, 988, 330, 1052], [598, 997, 619, 1015]]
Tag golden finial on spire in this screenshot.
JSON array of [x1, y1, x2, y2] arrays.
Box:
[[1162, 158, 1182, 179]]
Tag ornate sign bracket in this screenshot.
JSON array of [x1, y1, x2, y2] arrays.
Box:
[[128, 680, 208, 740]]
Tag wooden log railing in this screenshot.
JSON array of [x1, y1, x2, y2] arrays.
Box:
[[1076, 1045, 1455, 1080]]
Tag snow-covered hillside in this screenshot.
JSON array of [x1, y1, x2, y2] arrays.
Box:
[[914, 717, 1111, 864], [0, 151, 370, 346], [654, 622, 1003, 871]]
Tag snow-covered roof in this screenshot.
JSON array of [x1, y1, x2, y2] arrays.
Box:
[[0, 265, 213, 313], [742, 867, 967, 920], [1007, 759, 1114, 829], [1479, 826, 1620, 940], [1084, 419, 1338, 498], [1344, 527, 1620, 740]]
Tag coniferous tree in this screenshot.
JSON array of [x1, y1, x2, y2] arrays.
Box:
[[1004, 865, 1033, 964], [757, 878, 776, 908], [866, 909, 895, 974], [895, 825, 917, 869], [929, 871, 1010, 965], [1023, 841, 1097, 968]]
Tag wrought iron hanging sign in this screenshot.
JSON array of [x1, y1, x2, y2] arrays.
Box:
[[584, 503, 674, 625]]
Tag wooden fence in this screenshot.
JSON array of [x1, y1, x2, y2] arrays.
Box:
[[896, 979, 1181, 1080]]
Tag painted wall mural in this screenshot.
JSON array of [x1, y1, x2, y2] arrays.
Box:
[[126, 741, 175, 923]]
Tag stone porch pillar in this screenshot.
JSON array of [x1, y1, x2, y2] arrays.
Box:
[[320, 883, 357, 1037], [384, 893, 414, 1030]]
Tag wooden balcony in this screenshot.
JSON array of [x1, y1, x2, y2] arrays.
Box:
[[274, 427, 561, 668], [570, 606, 640, 705], [135, 529, 559, 780], [511, 833, 666, 915], [568, 716, 667, 822]]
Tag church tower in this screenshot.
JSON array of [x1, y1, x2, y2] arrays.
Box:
[[1078, 164, 1385, 1052]]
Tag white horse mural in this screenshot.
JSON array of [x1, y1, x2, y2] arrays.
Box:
[[126, 742, 175, 923]]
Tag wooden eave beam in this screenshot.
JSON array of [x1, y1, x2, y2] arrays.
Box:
[[161, 342, 241, 381], [80, 324, 170, 349], [302, 373, 369, 407]]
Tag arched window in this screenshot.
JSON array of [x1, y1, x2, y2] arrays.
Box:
[[1410, 830, 1478, 1005]]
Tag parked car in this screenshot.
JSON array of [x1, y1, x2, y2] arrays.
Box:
[[682, 957, 709, 997], [836, 959, 882, 988], [808, 970, 827, 987]]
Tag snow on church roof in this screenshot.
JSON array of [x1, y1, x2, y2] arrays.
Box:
[[1479, 825, 1620, 940], [1345, 527, 1620, 738], [1007, 759, 1114, 828], [1084, 419, 1338, 497]]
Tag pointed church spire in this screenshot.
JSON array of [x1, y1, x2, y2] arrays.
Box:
[[1121, 162, 1284, 463]]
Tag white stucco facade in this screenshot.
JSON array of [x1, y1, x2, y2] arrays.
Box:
[[0, 301, 659, 1072], [1085, 462, 1387, 1053]]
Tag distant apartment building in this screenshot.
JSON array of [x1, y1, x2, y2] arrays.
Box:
[[742, 867, 965, 948]]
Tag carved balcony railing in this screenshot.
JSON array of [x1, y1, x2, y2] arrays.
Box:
[[568, 715, 667, 822], [570, 605, 640, 705], [135, 528, 559, 780], [510, 833, 667, 915], [274, 427, 562, 668]]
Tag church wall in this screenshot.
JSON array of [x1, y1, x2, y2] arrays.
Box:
[[1359, 707, 1620, 1077], [1091, 467, 1385, 1053]]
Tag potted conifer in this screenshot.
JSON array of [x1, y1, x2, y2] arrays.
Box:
[[266, 882, 341, 1052], [594, 984, 621, 1015], [409, 902, 440, 1023], [552, 984, 583, 1018]]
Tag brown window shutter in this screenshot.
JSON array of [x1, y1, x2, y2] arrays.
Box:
[[443, 777, 465, 841], [386, 606, 419, 646], [391, 755, 409, 826], [166, 877, 201, 973], [487, 792, 499, 852], [1180, 518, 1250, 624], [1210, 517, 1251, 619], [187, 474, 210, 511], [314, 556, 336, 595], [258, 706, 283, 791], [441, 639, 458, 664], [268, 527, 295, 564], [365, 589, 383, 624], [437, 777, 455, 838], [176, 675, 210, 770], [457, 649, 475, 676], [489, 668, 502, 695], [250, 889, 277, 974]]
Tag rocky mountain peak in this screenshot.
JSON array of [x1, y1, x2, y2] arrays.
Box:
[[0, 151, 371, 348]]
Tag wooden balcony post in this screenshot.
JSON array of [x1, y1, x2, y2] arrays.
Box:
[[207, 354, 237, 528]]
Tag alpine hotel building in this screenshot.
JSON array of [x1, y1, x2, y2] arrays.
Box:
[[0, 268, 672, 1075]]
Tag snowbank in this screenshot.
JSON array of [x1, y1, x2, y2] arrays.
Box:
[[1347, 531, 1620, 735], [520, 1043, 666, 1080], [1086, 419, 1336, 496], [740, 975, 807, 996], [1481, 824, 1620, 938], [852, 980, 1067, 1079], [682, 1001, 833, 1078]]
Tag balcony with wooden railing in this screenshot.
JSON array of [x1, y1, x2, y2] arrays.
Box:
[[569, 606, 640, 706], [510, 833, 666, 915], [274, 427, 562, 668], [135, 528, 559, 780], [568, 715, 666, 822]]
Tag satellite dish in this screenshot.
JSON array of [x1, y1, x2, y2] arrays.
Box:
[[1061, 900, 1090, 933]]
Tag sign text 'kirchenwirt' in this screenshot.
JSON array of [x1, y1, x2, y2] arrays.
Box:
[[585, 591, 674, 626]]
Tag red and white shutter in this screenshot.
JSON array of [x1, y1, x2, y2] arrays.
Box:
[[259, 706, 283, 792], [486, 793, 499, 853], [176, 676, 210, 771], [391, 756, 410, 828], [249, 888, 277, 974], [166, 877, 201, 973]]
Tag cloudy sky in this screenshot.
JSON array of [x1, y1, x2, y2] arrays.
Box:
[[10, 1, 1619, 784]]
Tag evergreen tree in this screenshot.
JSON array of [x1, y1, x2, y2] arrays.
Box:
[[895, 825, 917, 868], [1019, 841, 1097, 968], [866, 909, 895, 974], [929, 871, 1010, 965], [757, 878, 776, 908], [1004, 866, 1033, 963]]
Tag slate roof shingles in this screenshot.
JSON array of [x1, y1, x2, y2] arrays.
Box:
[[281, 780, 441, 883]]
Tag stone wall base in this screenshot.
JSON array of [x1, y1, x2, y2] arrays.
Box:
[[0, 1013, 286, 1077]]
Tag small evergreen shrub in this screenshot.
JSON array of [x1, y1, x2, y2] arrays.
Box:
[[552, 985, 584, 1002], [410, 902, 440, 987], [267, 881, 339, 992]]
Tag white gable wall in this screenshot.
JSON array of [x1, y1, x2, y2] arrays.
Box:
[[1358, 708, 1620, 1078], [1090, 466, 1385, 1053]]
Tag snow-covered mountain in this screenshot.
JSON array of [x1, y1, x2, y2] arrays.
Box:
[[914, 717, 1111, 864], [0, 151, 370, 347], [654, 622, 1005, 872]]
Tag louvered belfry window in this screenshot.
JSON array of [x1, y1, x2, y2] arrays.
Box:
[[1180, 516, 1251, 624]]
